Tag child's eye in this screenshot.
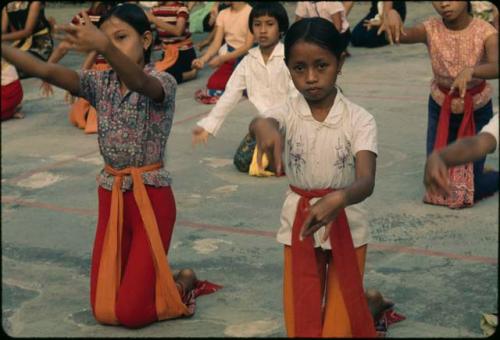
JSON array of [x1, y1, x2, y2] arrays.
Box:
[[293, 65, 304, 72], [117, 34, 127, 40], [318, 63, 328, 70]]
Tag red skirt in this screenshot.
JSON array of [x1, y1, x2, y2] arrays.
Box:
[[1, 79, 23, 121]]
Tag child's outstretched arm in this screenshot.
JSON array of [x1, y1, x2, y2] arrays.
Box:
[[377, 9, 427, 45], [58, 12, 166, 103], [449, 32, 499, 97], [424, 131, 497, 196], [1, 42, 80, 95], [300, 150, 376, 242]]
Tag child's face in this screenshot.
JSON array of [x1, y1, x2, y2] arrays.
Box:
[[287, 41, 344, 103], [252, 15, 281, 49], [100, 16, 152, 66], [432, 1, 468, 21]]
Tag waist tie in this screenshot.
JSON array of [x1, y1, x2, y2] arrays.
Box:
[[94, 162, 189, 325], [155, 38, 193, 72], [289, 185, 376, 338], [434, 81, 486, 150]]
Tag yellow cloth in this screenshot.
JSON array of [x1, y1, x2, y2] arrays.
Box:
[[249, 146, 275, 177]]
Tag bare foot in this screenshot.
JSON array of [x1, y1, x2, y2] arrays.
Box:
[[365, 288, 394, 322], [13, 111, 25, 119], [174, 268, 198, 296]]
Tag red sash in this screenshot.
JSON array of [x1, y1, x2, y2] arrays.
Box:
[[434, 81, 485, 150], [289, 185, 376, 338]]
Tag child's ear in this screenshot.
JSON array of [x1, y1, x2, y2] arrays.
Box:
[[142, 30, 153, 51]]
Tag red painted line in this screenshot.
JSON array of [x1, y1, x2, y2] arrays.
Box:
[[349, 93, 427, 102], [2, 197, 497, 265]]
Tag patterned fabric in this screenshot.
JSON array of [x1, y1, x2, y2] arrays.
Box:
[[423, 163, 474, 208], [233, 133, 257, 173], [6, 1, 53, 61], [152, 2, 192, 50], [77, 63, 177, 191], [471, 1, 496, 24], [423, 17, 497, 113]]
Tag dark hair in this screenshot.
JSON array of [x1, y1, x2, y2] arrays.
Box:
[[248, 2, 289, 35], [98, 3, 152, 63], [284, 17, 347, 64]]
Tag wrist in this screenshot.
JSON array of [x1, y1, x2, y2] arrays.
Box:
[[98, 36, 112, 55]]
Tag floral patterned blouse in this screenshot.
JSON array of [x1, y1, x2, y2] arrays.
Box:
[[423, 17, 497, 113], [77, 64, 177, 191]]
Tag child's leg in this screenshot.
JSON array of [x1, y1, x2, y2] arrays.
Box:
[[114, 186, 177, 328], [426, 96, 441, 156], [283, 245, 328, 337], [233, 133, 257, 173], [321, 245, 367, 337]]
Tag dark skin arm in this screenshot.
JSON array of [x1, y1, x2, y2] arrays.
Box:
[[300, 151, 376, 242], [2, 2, 44, 42], [424, 132, 497, 196], [58, 12, 166, 102]]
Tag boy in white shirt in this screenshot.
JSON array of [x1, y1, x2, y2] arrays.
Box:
[[192, 2, 292, 175]]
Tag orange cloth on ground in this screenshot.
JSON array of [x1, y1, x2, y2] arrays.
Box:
[[155, 39, 193, 72], [94, 162, 189, 325], [283, 244, 368, 337]]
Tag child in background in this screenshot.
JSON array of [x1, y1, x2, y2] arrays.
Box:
[[1, 3, 219, 328], [251, 18, 377, 337], [192, 2, 291, 175], [471, 1, 499, 30], [1, 60, 24, 121], [295, 1, 351, 48], [380, 1, 498, 207], [146, 1, 198, 84], [192, 1, 254, 104], [2, 1, 54, 78], [40, 1, 115, 134]]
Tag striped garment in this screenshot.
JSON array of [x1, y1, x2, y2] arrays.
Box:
[[152, 2, 192, 50]]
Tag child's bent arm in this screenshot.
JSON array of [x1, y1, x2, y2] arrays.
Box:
[[439, 133, 497, 167], [397, 23, 427, 44], [101, 42, 166, 102], [344, 151, 377, 205], [219, 31, 254, 64], [149, 14, 187, 37], [473, 33, 499, 79], [2, 8, 8, 34], [81, 51, 98, 70], [1, 2, 43, 42], [199, 25, 224, 63], [331, 13, 343, 33], [1, 42, 80, 95]]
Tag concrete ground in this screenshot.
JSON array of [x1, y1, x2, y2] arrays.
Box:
[[1, 2, 498, 337]]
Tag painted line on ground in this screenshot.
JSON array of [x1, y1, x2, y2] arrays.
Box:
[[2, 196, 497, 265]]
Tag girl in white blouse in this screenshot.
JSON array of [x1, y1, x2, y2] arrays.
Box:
[[192, 2, 293, 174], [251, 18, 378, 337]]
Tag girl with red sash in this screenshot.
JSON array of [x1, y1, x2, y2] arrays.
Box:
[[2, 3, 220, 328], [380, 1, 499, 206], [250, 18, 378, 337]]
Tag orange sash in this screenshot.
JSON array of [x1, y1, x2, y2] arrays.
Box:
[[94, 162, 189, 325], [155, 38, 193, 72]]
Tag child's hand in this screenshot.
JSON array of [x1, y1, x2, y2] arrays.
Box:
[[145, 10, 156, 23], [449, 67, 474, 98], [192, 58, 205, 70], [208, 56, 224, 68], [192, 126, 210, 146], [363, 18, 381, 31], [424, 151, 451, 197], [300, 190, 347, 242], [254, 118, 283, 176], [56, 12, 110, 54], [40, 81, 54, 97], [377, 9, 406, 45]]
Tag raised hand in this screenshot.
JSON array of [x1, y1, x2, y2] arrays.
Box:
[[55, 11, 110, 54], [377, 9, 406, 45], [300, 190, 347, 242], [424, 151, 451, 197], [192, 126, 210, 146], [449, 67, 474, 98]]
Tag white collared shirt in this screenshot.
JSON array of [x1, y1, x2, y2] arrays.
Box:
[[295, 1, 350, 33], [197, 42, 296, 136], [263, 90, 378, 249]]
